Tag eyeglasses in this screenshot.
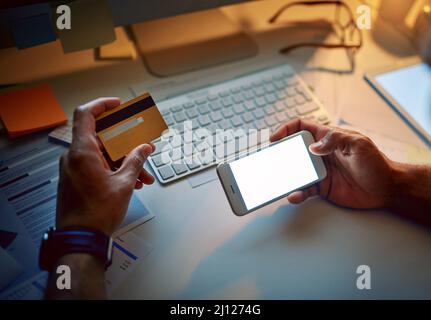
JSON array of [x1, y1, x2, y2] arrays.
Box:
[[269, 0, 363, 65]]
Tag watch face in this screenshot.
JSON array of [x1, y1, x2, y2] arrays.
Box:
[[106, 238, 114, 267], [39, 230, 53, 271]]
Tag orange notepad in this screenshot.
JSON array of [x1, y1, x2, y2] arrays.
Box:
[[0, 84, 67, 138]]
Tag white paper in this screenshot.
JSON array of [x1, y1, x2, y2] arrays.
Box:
[[0, 272, 48, 300], [105, 232, 152, 296], [0, 247, 24, 291], [113, 194, 155, 237]]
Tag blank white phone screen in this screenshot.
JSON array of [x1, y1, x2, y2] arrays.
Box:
[[230, 135, 318, 210]]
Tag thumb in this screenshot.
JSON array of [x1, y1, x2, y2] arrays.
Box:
[[308, 130, 339, 156], [117, 144, 153, 180]]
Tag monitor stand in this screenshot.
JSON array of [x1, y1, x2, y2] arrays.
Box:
[[130, 9, 258, 77]]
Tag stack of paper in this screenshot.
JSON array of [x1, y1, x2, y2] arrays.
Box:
[[0, 135, 154, 298]]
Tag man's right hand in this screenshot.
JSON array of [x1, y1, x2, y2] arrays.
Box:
[[270, 119, 396, 209], [56, 97, 155, 237]]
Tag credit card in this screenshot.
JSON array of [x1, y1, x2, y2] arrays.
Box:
[[96, 93, 168, 165]]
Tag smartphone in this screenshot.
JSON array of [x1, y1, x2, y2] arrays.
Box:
[[217, 130, 327, 216]]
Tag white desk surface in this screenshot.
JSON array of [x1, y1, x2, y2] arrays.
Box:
[[2, 0, 431, 298]]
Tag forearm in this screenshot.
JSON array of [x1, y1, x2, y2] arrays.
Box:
[[387, 162, 431, 227], [45, 253, 106, 299]]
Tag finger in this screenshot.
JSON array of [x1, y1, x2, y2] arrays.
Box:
[[117, 144, 153, 181], [72, 97, 121, 141], [287, 185, 319, 204], [270, 118, 321, 142], [287, 191, 308, 204], [134, 181, 143, 189], [138, 168, 155, 185], [308, 129, 344, 156], [76, 97, 121, 118]]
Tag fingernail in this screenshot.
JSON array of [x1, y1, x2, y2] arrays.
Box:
[[141, 144, 153, 154], [149, 143, 156, 152], [310, 140, 323, 149]]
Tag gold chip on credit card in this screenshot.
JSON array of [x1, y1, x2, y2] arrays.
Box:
[[96, 93, 168, 165]]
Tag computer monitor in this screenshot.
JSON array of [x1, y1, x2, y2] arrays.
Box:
[[0, 0, 248, 26], [109, 0, 247, 26], [1, 0, 258, 76], [109, 0, 258, 76]]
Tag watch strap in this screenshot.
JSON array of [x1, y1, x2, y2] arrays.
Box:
[[39, 227, 113, 271]]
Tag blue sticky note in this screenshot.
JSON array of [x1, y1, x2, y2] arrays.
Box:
[[11, 13, 56, 49], [2, 3, 57, 49]]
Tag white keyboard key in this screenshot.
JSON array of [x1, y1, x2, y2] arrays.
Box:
[[183, 102, 194, 109], [186, 108, 198, 118], [160, 108, 170, 116], [295, 95, 306, 105], [153, 140, 170, 155], [209, 100, 222, 111], [285, 109, 297, 119], [255, 97, 265, 107], [195, 97, 207, 105], [241, 112, 254, 123], [296, 103, 318, 115], [265, 115, 277, 127], [164, 115, 174, 126], [286, 87, 296, 96], [158, 165, 175, 180], [198, 114, 211, 126], [198, 104, 211, 115], [186, 158, 201, 170], [151, 154, 165, 167], [221, 107, 234, 118], [172, 163, 188, 175], [210, 110, 223, 122], [173, 111, 187, 123], [221, 97, 233, 107], [171, 105, 183, 112], [252, 108, 265, 119], [285, 98, 295, 108], [275, 101, 285, 112], [230, 115, 243, 128], [233, 104, 245, 114], [275, 112, 288, 123], [244, 100, 256, 111], [264, 105, 275, 115]]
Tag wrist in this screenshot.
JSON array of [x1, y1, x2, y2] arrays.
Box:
[[386, 161, 431, 214], [56, 209, 116, 237], [39, 227, 113, 272], [56, 252, 106, 272], [386, 161, 408, 210], [46, 253, 106, 300]]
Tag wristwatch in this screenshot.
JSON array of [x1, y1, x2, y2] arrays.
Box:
[[39, 227, 113, 271]]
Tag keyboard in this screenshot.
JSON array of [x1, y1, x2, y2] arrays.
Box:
[[149, 64, 331, 184]]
